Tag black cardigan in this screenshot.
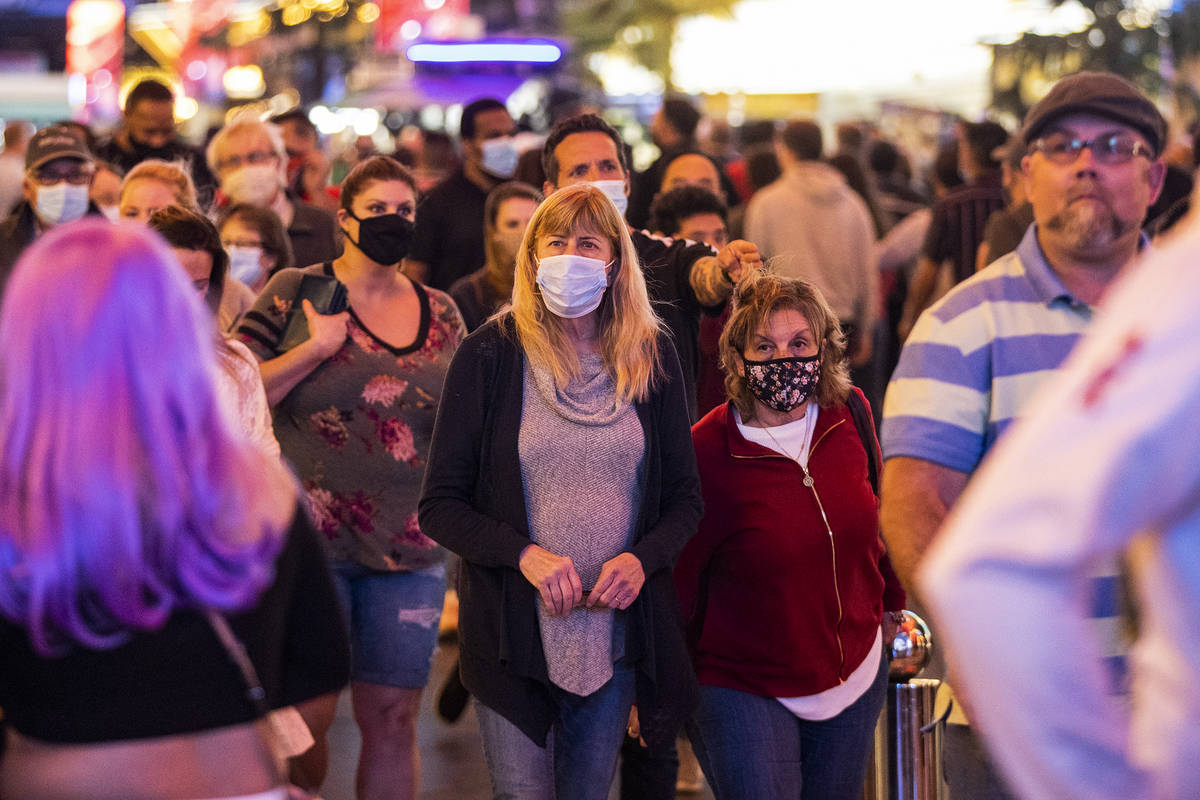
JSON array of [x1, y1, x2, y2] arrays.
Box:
[[418, 315, 702, 752]]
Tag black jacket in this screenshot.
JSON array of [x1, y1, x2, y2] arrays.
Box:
[[0, 201, 104, 294], [418, 315, 702, 752]]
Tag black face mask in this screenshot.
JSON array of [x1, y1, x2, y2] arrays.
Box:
[[343, 211, 415, 265], [128, 135, 175, 162]]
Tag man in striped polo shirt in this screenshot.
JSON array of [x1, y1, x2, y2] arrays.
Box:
[[879, 71, 1167, 799]]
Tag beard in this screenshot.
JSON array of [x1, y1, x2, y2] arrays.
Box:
[[1043, 193, 1134, 253]]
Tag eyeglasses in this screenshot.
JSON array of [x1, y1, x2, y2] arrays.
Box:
[[1031, 133, 1153, 165], [31, 168, 94, 186], [222, 239, 264, 249], [217, 150, 277, 171]]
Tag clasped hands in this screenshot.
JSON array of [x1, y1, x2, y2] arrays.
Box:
[[518, 544, 644, 617]]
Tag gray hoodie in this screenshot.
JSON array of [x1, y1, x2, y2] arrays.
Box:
[[744, 161, 878, 332]]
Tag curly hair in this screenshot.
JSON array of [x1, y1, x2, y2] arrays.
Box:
[[718, 271, 850, 421], [648, 185, 727, 238]]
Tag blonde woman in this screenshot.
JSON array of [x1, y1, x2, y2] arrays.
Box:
[[119, 159, 255, 331], [118, 158, 201, 223], [420, 183, 703, 799]]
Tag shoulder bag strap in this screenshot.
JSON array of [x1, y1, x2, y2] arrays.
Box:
[[846, 389, 881, 497], [204, 609, 270, 717]]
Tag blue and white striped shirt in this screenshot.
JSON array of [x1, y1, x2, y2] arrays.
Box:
[[884, 224, 1092, 473], [883, 223, 1129, 691]]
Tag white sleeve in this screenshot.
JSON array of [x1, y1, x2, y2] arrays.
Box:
[[918, 220, 1200, 800]]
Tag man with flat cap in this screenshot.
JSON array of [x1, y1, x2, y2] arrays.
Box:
[[879, 71, 1166, 798], [0, 124, 102, 285]]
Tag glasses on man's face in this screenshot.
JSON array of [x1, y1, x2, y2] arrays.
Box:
[[218, 150, 276, 172], [1031, 133, 1153, 166], [31, 168, 94, 186]]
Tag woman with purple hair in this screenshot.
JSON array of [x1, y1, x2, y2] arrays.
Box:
[[0, 219, 350, 799]]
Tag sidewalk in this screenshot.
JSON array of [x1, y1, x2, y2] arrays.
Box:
[[320, 641, 714, 799]]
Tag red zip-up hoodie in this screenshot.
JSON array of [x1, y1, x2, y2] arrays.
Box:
[[675, 393, 905, 698]]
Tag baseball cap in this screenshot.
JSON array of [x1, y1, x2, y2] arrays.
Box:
[[1020, 71, 1167, 157], [25, 125, 92, 172]]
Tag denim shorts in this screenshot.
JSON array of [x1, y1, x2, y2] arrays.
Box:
[[329, 560, 446, 688]]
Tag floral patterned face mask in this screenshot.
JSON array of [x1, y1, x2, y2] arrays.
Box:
[[741, 353, 821, 412]]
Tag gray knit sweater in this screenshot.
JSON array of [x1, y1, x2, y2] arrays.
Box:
[[519, 354, 645, 696]]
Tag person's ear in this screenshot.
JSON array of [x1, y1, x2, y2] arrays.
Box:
[[1146, 159, 1168, 205]]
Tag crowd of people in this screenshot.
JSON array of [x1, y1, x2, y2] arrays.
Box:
[[0, 68, 1195, 800]]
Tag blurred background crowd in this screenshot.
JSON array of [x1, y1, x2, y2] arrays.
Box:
[[2, 2, 1199, 800]]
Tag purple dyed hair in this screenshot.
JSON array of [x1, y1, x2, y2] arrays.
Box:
[[0, 218, 295, 656]]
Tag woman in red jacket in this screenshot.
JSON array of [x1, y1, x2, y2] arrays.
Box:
[[675, 271, 905, 800]]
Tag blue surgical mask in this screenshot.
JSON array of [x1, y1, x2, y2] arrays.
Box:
[[34, 182, 90, 226], [535, 253, 610, 318], [227, 245, 266, 287], [587, 179, 628, 218], [481, 137, 519, 178]]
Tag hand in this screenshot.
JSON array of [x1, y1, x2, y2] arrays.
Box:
[[519, 544, 583, 617], [586, 552, 644, 610], [716, 239, 763, 285], [882, 611, 901, 646], [625, 705, 647, 747], [300, 299, 350, 360]]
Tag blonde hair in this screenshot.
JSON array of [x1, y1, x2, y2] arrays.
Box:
[[511, 184, 663, 403], [121, 159, 199, 212], [718, 271, 851, 421]]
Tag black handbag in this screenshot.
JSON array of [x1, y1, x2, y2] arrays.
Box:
[[277, 271, 349, 352]]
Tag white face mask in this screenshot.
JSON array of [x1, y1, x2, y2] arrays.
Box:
[[34, 183, 90, 226], [535, 253, 610, 319], [222, 164, 281, 207], [227, 244, 266, 287], [587, 179, 629, 218], [481, 137, 519, 178], [98, 204, 120, 221]]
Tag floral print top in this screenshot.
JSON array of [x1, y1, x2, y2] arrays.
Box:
[[237, 263, 466, 572]]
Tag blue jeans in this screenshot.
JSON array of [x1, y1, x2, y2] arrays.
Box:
[[475, 663, 636, 800], [329, 561, 445, 688], [688, 649, 888, 800]]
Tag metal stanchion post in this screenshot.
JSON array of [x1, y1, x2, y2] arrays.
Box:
[[863, 611, 947, 800]]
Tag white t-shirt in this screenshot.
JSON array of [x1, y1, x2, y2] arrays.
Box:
[[736, 402, 884, 720], [734, 402, 819, 466]]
